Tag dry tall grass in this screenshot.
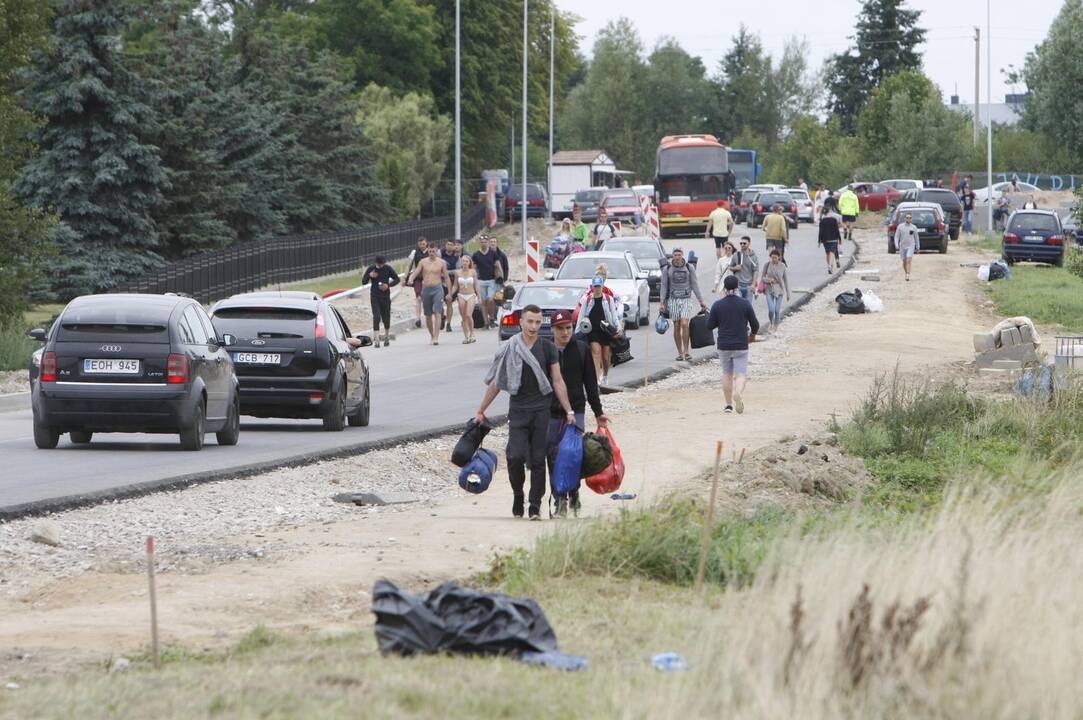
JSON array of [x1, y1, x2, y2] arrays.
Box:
[[638, 465, 1083, 719]]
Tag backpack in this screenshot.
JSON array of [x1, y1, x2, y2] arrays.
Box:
[[835, 289, 865, 315]]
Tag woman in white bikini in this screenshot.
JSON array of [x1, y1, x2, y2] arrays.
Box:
[[455, 255, 479, 344]]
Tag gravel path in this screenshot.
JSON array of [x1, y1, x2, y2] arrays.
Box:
[[0, 371, 29, 395]]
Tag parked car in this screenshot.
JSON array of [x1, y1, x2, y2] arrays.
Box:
[[747, 192, 798, 229], [209, 291, 372, 431], [785, 188, 815, 223], [835, 182, 901, 211], [1063, 209, 1083, 246], [600, 189, 643, 227], [974, 180, 1041, 204], [881, 178, 925, 191], [497, 280, 591, 342], [898, 188, 963, 240], [1001, 210, 1066, 267], [733, 188, 761, 223], [564, 187, 606, 222], [28, 293, 240, 450], [599, 236, 669, 299], [887, 202, 948, 254], [504, 182, 549, 222], [552, 251, 651, 329]]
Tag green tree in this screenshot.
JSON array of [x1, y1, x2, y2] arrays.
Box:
[[356, 84, 454, 219], [857, 70, 937, 153], [825, 0, 926, 132], [16, 0, 169, 299], [1017, 0, 1083, 169], [643, 39, 715, 151]]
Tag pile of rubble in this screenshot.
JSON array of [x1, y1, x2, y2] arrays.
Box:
[[974, 316, 1042, 375]]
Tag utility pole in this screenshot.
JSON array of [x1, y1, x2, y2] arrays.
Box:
[[973, 27, 980, 147], [986, 0, 993, 231], [454, 0, 462, 239], [510, 122, 515, 187], [521, 0, 528, 252], [547, 5, 555, 225]]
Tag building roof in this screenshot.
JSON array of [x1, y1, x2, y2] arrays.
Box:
[[550, 150, 613, 166]]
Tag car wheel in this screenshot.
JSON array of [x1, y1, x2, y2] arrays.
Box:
[[34, 419, 60, 449], [888, 238, 897, 254], [1054, 253, 1065, 268], [70, 430, 93, 444], [215, 396, 240, 446], [939, 237, 948, 254], [348, 378, 371, 427], [639, 308, 650, 326], [950, 228, 960, 241], [179, 400, 205, 451], [322, 381, 347, 431]]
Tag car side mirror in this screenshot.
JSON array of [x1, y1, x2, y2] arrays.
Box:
[[220, 333, 236, 347], [27, 328, 46, 342], [355, 334, 373, 347]]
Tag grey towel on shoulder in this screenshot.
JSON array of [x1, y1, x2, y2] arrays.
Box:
[[484, 334, 552, 396]]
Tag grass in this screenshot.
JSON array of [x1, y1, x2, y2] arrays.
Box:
[[0, 321, 38, 372], [966, 231, 1003, 254], [984, 264, 1083, 331]]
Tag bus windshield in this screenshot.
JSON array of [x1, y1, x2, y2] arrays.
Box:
[[658, 146, 726, 175], [727, 150, 757, 188]]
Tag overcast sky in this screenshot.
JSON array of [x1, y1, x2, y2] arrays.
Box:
[[559, 0, 1062, 104]]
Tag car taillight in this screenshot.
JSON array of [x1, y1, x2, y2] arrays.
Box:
[[1003, 233, 1020, 244], [939, 222, 945, 231], [529, 199, 544, 206], [754, 204, 762, 212], [40, 351, 57, 382], [501, 311, 521, 327], [1050, 235, 1063, 245], [739, 202, 747, 208], [315, 311, 326, 338], [790, 205, 797, 213], [506, 198, 518, 206], [166, 353, 189, 384]]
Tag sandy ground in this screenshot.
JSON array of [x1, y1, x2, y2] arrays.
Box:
[[0, 371, 29, 395], [0, 228, 1002, 679]]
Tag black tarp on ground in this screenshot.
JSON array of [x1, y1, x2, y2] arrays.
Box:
[[372, 580, 559, 657]]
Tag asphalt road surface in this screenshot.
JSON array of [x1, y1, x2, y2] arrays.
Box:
[[0, 223, 854, 512]]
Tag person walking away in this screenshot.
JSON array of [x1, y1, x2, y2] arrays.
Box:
[[475, 305, 574, 520], [818, 205, 842, 273], [591, 207, 617, 250], [762, 205, 789, 263], [361, 255, 400, 347], [547, 310, 607, 518], [839, 186, 860, 241], [660, 247, 706, 362], [993, 190, 1012, 230], [797, 178, 808, 193], [573, 269, 623, 385], [894, 211, 919, 282], [729, 236, 759, 299], [712, 241, 736, 293], [705, 200, 734, 259], [707, 275, 759, 414], [405, 237, 428, 328], [814, 184, 828, 222], [762, 249, 790, 332], [472, 235, 509, 329], [441, 239, 461, 332], [407, 245, 451, 344], [960, 185, 976, 235], [454, 255, 479, 344]]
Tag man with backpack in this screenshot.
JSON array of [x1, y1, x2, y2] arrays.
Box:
[[707, 275, 760, 414], [660, 247, 706, 362], [361, 255, 400, 347], [472, 235, 509, 329], [591, 207, 617, 250], [547, 310, 608, 518]]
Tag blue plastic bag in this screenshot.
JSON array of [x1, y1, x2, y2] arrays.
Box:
[[551, 425, 583, 495], [458, 448, 498, 494]]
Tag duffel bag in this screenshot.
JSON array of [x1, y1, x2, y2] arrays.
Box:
[[458, 448, 498, 494], [835, 289, 865, 315], [688, 311, 713, 349], [451, 418, 492, 467]]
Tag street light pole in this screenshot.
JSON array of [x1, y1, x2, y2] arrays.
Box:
[[548, 5, 554, 225], [454, 0, 461, 240], [521, 0, 528, 252], [986, 0, 993, 231]]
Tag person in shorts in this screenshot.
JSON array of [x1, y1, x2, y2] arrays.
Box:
[[894, 211, 919, 282], [706, 275, 759, 414], [818, 205, 842, 273], [471, 235, 508, 329], [407, 245, 451, 345], [660, 247, 706, 362], [441, 239, 461, 331], [405, 237, 429, 328], [838, 186, 860, 241], [705, 200, 734, 259]]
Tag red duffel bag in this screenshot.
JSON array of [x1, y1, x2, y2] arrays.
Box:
[[584, 427, 624, 494]]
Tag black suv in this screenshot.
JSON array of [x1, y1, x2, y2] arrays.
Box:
[[29, 294, 240, 450], [747, 192, 798, 229], [899, 189, 963, 240], [209, 291, 372, 430]]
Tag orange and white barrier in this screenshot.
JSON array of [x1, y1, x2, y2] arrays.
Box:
[[526, 237, 540, 282], [646, 203, 660, 241]]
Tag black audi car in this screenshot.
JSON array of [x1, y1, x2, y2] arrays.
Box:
[[209, 291, 372, 430], [29, 294, 240, 450], [746, 192, 799, 229], [899, 188, 963, 240]]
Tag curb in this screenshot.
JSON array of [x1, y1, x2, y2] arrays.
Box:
[[2, 243, 859, 519]]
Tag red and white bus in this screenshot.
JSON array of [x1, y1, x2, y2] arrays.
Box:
[[654, 134, 734, 238]]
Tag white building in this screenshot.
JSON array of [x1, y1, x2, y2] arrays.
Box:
[[947, 93, 1028, 127]]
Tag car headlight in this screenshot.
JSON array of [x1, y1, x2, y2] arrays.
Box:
[[649, 270, 661, 277]]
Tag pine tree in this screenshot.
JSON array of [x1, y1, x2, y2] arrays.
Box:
[[15, 0, 169, 299], [825, 0, 926, 132]]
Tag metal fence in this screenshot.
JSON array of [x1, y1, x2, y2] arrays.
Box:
[[111, 202, 487, 303]]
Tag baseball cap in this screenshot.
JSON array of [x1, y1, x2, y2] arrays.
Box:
[[591, 275, 604, 287], [551, 310, 574, 326], [723, 275, 739, 291], [716, 200, 725, 207]]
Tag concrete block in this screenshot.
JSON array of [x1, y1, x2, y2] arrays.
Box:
[[860, 275, 881, 282], [1001, 327, 1022, 347], [973, 332, 997, 353], [976, 343, 1039, 368], [992, 359, 1023, 371], [979, 368, 1009, 376], [1018, 324, 1035, 345], [332, 492, 419, 506]]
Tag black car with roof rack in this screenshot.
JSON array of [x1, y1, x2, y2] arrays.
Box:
[[29, 293, 240, 450], [208, 291, 372, 430]]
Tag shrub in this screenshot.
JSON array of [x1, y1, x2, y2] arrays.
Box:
[[1064, 244, 1083, 281], [0, 318, 36, 372]]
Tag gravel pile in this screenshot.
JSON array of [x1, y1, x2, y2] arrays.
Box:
[[0, 371, 29, 395]]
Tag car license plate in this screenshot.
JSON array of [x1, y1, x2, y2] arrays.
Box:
[[233, 352, 281, 365], [541, 317, 551, 326], [1023, 235, 1044, 243], [83, 358, 140, 374]]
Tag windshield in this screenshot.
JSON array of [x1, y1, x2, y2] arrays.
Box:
[[58, 303, 172, 342], [728, 151, 755, 187], [516, 286, 585, 308], [603, 193, 637, 206], [921, 190, 960, 204], [558, 257, 632, 280], [1009, 214, 1059, 233], [908, 211, 939, 226], [211, 306, 317, 338], [507, 184, 544, 199], [602, 242, 660, 260], [658, 146, 727, 175], [787, 190, 809, 200], [758, 194, 792, 206], [575, 189, 604, 203]]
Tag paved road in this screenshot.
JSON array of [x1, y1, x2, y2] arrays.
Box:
[[0, 223, 853, 512]]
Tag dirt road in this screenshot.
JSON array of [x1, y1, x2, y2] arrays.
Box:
[[0, 229, 1000, 678]]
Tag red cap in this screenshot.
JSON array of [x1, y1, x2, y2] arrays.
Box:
[[551, 310, 574, 326], [717, 200, 725, 206]]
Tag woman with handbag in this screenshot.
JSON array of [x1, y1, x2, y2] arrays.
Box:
[[573, 265, 623, 386], [762, 248, 790, 333]]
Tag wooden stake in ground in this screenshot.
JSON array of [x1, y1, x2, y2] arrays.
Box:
[[643, 326, 650, 388], [695, 441, 724, 590], [146, 536, 160, 669]]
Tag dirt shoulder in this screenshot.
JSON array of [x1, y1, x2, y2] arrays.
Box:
[[0, 229, 998, 680]]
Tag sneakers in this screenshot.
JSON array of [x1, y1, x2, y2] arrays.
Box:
[[683, 353, 693, 362], [383, 339, 389, 347], [735, 394, 745, 414], [414, 318, 421, 328], [570, 493, 581, 517], [512, 493, 524, 518], [724, 405, 734, 414], [528, 506, 541, 521], [553, 496, 568, 518], [600, 373, 608, 385]]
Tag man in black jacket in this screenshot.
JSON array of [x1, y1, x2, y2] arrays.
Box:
[[547, 309, 608, 517], [706, 275, 760, 414], [361, 255, 400, 347]]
